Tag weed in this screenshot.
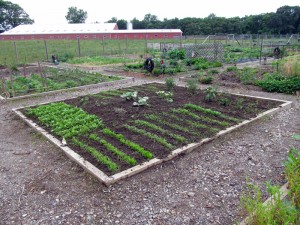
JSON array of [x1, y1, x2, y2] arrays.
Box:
[[199, 76, 213, 84], [204, 86, 217, 102], [219, 97, 230, 106], [186, 79, 198, 94], [240, 148, 300, 224], [236, 98, 245, 110], [165, 77, 175, 91]]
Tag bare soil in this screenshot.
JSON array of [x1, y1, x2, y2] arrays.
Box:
[[0, 61, 299, 225]]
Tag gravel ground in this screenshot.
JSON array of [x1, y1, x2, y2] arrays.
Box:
[[0, 63, 299, 225]]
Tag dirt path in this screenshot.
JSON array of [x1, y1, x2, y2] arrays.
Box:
[[0, 63, 299, 224]]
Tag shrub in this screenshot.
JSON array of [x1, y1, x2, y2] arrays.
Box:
[[168, 49, 186, 60]]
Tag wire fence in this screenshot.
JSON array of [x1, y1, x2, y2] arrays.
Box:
[[0, 34, 299, 65]]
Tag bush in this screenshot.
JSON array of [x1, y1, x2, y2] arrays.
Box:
[[168, 49, 186, 60]]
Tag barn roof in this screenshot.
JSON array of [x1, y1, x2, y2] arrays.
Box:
[[0, 23, 182, 36], [1, 23, 118, 35]]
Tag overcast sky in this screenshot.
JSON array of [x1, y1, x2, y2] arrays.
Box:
[[9, 0, 300, 25]]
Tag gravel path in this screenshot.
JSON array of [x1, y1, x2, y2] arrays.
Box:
[[0, 64, 299, 225]]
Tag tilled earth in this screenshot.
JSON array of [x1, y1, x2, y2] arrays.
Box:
[[0, 62, 300, 225]]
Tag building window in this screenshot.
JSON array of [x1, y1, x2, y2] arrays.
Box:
[[84, 35, 88, 39], [93, 35, 97, 39], [154, 34, 158, 38], [164, 34, 168, 38], [50, 36, 54, 39]]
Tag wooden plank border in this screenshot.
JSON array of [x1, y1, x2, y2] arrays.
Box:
[[12, 82, 292, 186]]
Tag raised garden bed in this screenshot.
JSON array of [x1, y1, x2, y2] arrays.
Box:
[[0, 65, 130, 100], [13, 82, 292, 185]]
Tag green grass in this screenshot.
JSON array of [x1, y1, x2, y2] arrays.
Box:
[[66, 56, 137, 65]]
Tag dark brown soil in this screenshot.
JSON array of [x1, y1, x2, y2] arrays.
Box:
[[35, 82, 284, 176], [207, 66, 275, 91], [0, 65, 45, 78]]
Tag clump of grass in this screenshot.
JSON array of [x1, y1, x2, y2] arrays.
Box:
[[240, 147, 300, 225], [281, 55, 300, 77]]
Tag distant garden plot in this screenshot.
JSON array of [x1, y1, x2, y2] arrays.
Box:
[[0, 65, 130, 100], [13, 82, 291, 185]]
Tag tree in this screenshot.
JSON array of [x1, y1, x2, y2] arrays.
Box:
[[0, 0, 34, 32], [65, 6, 87, 24]]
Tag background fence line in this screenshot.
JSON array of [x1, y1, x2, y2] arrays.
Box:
[[0, 34, 299, 65]]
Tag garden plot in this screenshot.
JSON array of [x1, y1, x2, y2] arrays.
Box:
[[13, 82, 292, 185], [0, 65, 132, 100]]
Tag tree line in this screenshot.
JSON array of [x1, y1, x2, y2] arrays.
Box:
[[110, 5, 300, 35], [0, 0, 299, 35]]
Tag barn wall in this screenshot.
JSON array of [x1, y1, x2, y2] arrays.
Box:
[[0, 32, 182, 41]]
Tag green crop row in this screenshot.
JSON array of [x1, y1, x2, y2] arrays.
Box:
[[144, 114, 199, 136], [89, 134, 137, 166], [183, 103, 240, 123], [134, 119, 186, 143], [102, 128, 153, 159], [162, 112, 220, 135], [171, 108, 229, 127], [72, 137, 119, 172], [124, 125, 173, 150]]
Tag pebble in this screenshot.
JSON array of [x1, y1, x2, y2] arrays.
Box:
[[188, 192, 195, 197]]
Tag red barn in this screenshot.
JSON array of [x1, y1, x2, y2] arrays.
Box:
[[0, 23, 182, 40]]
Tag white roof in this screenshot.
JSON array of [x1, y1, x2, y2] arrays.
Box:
[[1, 23, 117, 35], [111, 29, 182, 34], [1, 23, 182, 35]]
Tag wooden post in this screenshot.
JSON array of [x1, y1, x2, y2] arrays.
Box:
[[102, 36, 105, 55], [13, 42, 19, 65], [8, 68, 15, 97], [38, 61, 48, 90], [23, 65, 26, 77], [44, 40, 49, 61], [77, 38, 81, 57], [259, 37, 263, 64]]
